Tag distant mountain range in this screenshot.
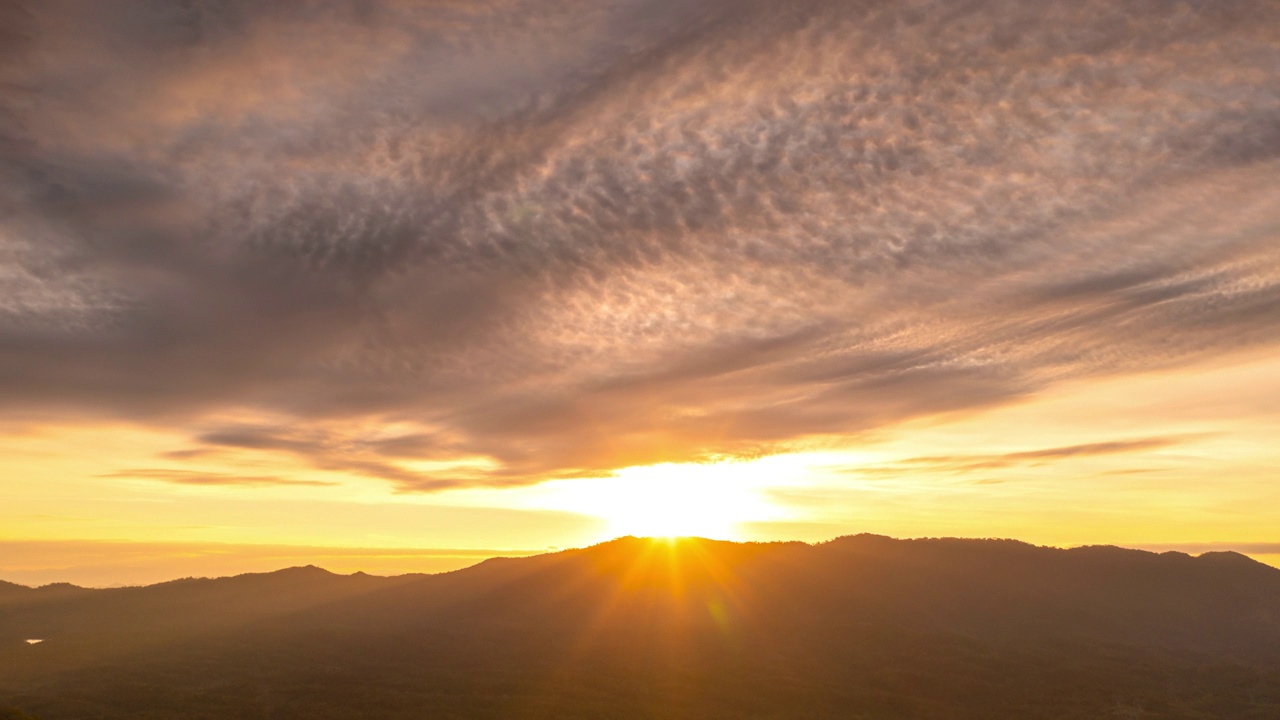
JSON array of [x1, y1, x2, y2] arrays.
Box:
[[4, 535, 1280, 719]]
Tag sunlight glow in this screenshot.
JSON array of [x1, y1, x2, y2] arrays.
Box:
[[533, 457, 813, 540]]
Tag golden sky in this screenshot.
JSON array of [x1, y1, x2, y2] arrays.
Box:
[[2, 0, 1279, 585]]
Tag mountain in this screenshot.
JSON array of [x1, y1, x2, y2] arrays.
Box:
[[3, 536, 1280, 719], [0, 581, 30, 601]]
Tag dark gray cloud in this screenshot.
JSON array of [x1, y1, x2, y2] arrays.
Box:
[[2, 0, 1280, 487]]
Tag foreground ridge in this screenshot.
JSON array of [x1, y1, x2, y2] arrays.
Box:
[[4, 534, 1280, 719]]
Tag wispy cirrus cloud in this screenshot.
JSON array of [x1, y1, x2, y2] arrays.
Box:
[[2, 0, 1279, 489], [845, 437, 1189, 477], [100, 469, 335, 488]]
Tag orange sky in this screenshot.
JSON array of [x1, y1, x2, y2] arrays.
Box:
[[2, 1, 1279, 586], [5, 349, 1278, 585]]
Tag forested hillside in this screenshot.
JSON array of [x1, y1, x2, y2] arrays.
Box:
[[3, 536, 1280, 719]]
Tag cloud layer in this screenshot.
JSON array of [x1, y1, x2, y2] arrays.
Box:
[[2, 0, 1279, 489]]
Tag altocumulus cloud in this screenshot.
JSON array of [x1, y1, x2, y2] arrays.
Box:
[[1, 0, 1279, 489]]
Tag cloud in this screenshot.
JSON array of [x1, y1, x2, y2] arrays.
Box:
[[2, 0, 1280, 488], [101, 469, 335, 488], [862, 437, 1188, 475], [998, 440, 1181, 463]]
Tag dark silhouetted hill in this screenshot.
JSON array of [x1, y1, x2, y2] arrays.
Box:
[[0, 581, 29, 601], [3, 536, 1280, 719]]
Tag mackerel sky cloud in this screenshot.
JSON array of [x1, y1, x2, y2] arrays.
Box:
[[2, 0, 1279, 498]]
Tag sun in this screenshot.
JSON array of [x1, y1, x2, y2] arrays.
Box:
[[536, 458, 801, 540]]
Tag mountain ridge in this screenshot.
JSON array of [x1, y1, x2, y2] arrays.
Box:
[[3, 534, 1278, 590], [4, 534, 1280, 719]]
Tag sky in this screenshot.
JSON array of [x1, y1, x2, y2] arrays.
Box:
[[1, 0, 1279, 586]]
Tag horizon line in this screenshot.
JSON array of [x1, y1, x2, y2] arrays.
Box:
[[4, 534, 1278, 589]]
